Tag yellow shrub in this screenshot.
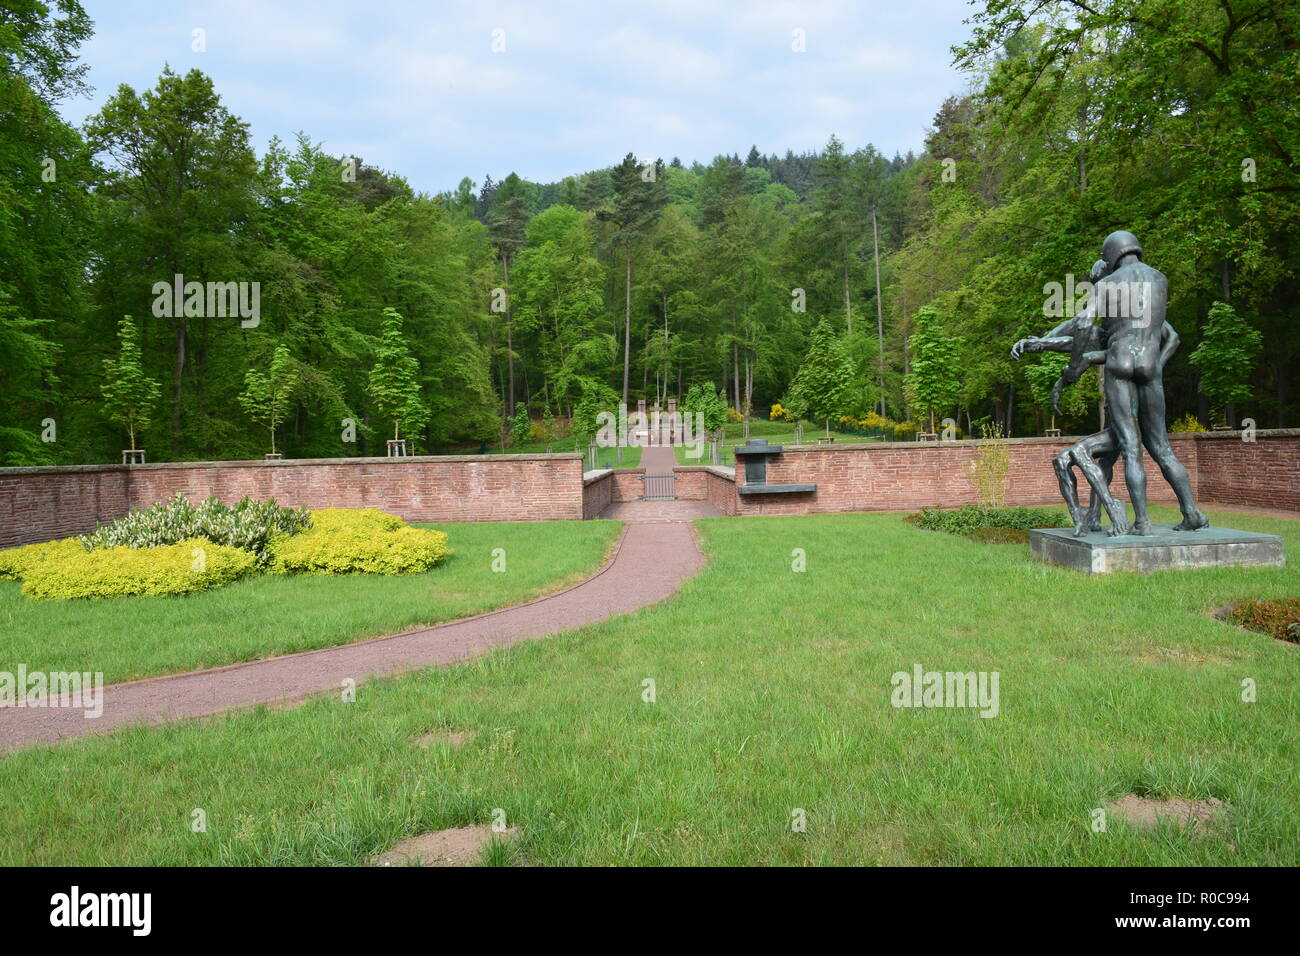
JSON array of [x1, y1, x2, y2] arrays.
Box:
[[267, 508, 451, 575], [20, 537, 256, 600], [0, 537, 85, 580], [1169, 413, 1206, 433]]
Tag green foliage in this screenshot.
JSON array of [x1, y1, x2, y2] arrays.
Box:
[[80, 493, 311, 561], [1190, 302, 1264, 408], [785, 319, 856, 430], [571, 380, 620, 442], [510, 403, 531, 445], [911, 505, 1069, 536], [0, 537, 85, 580], [905, 306, 963, 429], [20, 537, 257, 600], [682, 381, 728, 433], [3, 1, 1296, 465], [238, 343, 298, 454], [1169, 413, 1206, 433], [267, 508, 451, 575], [368, 308, 428, 444], [100, 316, 160, 451]]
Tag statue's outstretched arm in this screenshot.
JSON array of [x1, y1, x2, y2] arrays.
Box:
[[1159, 321, 1179, 369]]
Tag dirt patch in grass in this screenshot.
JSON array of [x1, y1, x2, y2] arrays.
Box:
[[966, 526, 1029, 544], [412, 729, 474, 749], [374, 825, 520, 866], [1135, 646, 1233, 666], [1107, 795, 1226, 832], [1214, 598, 1300, 643]]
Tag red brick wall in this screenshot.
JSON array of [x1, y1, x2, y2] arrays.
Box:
[[0, 454, 585, 548], [0, 466, 132, 548], [612, 469, 645, 502], [1194, 430, 1300, 512], [582, 469, 614, 519], [731, 431, 1298, 517], [706, 468, 738, 515]]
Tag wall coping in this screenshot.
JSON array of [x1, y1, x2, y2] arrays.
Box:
[[582, 468, 614, 485], [0, 452, 584, 478], [775, 428, 1299, 453], [676, 465, 736, 480]]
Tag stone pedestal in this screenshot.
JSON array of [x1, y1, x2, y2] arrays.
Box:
[[1029, 524, 1285, 574]]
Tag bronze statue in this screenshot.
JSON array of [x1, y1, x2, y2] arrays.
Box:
[[1012, 231, 1208, 536]]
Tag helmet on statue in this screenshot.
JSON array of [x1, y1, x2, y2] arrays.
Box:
[[1101, 231, 1142, 271]]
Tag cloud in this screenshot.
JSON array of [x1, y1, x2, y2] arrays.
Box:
[[67, 0, 973, 190]]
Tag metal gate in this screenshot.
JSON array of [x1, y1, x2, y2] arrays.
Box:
[[640, 473, 677, 500]]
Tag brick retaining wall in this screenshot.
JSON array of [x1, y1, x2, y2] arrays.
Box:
[[0, 454, 585, 548], [726, 430, 1298, 517], [582, 469, 614, 520], [1, 432, 1292, 547]]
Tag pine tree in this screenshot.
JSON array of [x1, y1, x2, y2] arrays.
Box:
[[101, 315, 161, 452], [598, 153, 668, 405], [785, 319, 855, 436]]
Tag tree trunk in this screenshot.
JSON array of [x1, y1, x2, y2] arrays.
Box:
[[843, 259, 852, 336], [503, 256, 514, 415], [872, 208, 885, 417], [171, 321, 185, 459], [732, 339, 740, 412], [622, 239, 632, 405]]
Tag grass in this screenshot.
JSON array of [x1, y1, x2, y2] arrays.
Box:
[[1, 504, 1297, 865], [0, 520, 620, 684], [675, 419, 879, 466], [504, 437, 642, 470]]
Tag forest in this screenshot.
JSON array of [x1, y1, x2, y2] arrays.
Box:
[[1, 0, 1296, 465]]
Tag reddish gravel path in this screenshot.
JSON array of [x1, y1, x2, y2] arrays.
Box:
[[0, 521, 704, 754], [639, 444, 678, 473]]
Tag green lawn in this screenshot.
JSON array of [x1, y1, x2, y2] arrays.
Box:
[[504, 437, 642, 470], [0, 520, 620, 684], [2, 505, 1297, 866], [676, 419, 878, 466]]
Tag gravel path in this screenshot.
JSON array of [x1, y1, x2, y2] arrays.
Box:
[[0, 521, 704, 753]]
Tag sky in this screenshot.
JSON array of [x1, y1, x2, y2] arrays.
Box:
[[62, 0, 979, 195]]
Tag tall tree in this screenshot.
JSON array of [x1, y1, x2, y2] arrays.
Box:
[[86, 67, 257, 458], [488, 172, 532, 413], [598, 153, 668, 405], [101, 315, 161, 453]]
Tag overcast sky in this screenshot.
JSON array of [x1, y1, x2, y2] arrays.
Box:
[[63, 0, 977, 194]]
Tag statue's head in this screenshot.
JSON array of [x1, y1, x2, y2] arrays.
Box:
[[1101, 230, 1142, 271], [1088, 258, 1109, 283]]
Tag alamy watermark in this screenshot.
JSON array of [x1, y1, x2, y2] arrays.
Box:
[[1043, 274, 1154, 327], [594, 403, 706, 459], [0, 666, 104, 718], [890, 664, 1000, 718], [151, 273, 260, 328]]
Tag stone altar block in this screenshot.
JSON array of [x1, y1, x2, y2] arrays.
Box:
[[1030, 524, 1285, 574]]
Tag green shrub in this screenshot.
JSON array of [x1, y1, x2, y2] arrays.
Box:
[[80, 493, 311, 561], [1169, 413, 1206, 433], [21, 537, 257, 600], [911, 505, 1069, 536], [267, 508, 451, 576], [1226, 598, 1300, 643], [0, 538, 85, 579]]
